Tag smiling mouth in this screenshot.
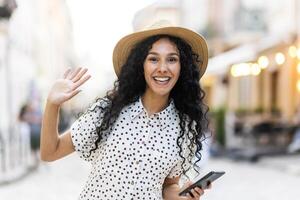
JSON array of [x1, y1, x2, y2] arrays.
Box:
[[153, 76, 171, 85]]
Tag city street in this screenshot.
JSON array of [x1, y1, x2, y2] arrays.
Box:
[[1, 153, 300, 200], [0, 153, 89, 200], [1, 1, 300, 200]]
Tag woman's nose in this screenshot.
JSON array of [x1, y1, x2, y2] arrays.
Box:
[[157, 61, 168, 73]]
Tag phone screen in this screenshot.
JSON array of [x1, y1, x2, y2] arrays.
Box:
[[178, 171, 225, 196]]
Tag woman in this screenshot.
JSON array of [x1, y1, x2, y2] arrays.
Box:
[[40, 22, 210, 200]]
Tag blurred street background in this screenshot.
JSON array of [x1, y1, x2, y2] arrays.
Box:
[[1, 0, 300, 199]]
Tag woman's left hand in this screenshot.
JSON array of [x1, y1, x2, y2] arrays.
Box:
[[180, 181, 205, 200], [163, 181, 211, 200]]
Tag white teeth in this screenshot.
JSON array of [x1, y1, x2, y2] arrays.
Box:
[[153, 77, 170, 82]]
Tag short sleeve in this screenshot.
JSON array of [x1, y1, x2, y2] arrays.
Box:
[[70, 99, 109, 162]]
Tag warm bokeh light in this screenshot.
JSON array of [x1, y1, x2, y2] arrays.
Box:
[[231, 63, 261, 77], [258, 56, 269, 69], [251, 63, 261, 75], [288, 46, 297, 58], [275, 52, 285, 65], [2, 2, 300, 200], [230, 64, 239, 77]]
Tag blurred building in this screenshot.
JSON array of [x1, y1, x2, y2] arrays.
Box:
[[0, 0, 18, 183], [202, 0, 300, 154], [132, 0, 300, 157], [133, 0, 209, 31], [0, 0, 76, 183]]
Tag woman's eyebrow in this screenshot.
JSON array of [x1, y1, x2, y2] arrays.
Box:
[[148, 52, 179, 56], [168, 52, 179, 56]]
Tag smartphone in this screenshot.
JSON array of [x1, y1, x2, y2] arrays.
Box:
[[178, 171, 225, 196]]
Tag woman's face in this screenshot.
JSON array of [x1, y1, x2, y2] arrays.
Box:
[[143, 38, 181, 98]]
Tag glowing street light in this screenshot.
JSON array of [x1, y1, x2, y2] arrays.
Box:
[[289, 46, 297, 58], [231, 64, 242, 77], [275, 52, 285, 65], [251, 63, 261, 76], [230, 63, 261, 77], [258, 56, 269, 69]]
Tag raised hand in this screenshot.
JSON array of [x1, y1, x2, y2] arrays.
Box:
[[47, 67, 91, 106]]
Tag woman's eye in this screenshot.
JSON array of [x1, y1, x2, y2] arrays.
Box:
[[148, 57, 158, 62], [168, 57, 178, 62]]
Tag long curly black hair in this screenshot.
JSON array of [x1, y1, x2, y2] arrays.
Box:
[[88, 34, 209, 179]]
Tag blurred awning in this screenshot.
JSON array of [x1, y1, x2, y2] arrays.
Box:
[[206, 35, 292, 76], [207, 44, 257, 75]]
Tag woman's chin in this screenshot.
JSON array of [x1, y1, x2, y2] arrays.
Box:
[[145, 81, 175, 97], [151, 89, 172, 98]]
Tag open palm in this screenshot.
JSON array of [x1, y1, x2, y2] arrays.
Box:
[[47, 68, 91, 106]]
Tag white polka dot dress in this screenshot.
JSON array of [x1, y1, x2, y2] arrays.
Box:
[[71, 97, 191, 200]]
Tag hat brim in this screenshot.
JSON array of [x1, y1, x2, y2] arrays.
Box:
[[113, 26, 208, 77]]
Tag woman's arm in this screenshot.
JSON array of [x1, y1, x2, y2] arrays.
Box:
[[40, 68, 91, 161], [40, 102, 74, 161]]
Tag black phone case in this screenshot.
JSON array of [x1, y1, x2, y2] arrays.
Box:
[[179, 171, 225, 196]]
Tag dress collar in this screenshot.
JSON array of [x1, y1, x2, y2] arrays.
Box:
[[128, 97, 177, 129]]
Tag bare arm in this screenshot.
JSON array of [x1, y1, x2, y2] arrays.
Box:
[[40, 68, 91, 162], [40, 102, 74, 161]]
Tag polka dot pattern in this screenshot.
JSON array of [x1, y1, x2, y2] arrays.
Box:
[[70, 97, 191, 199]]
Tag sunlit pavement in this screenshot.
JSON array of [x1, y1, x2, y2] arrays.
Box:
[[202, 154, 300, 200], [0, 154, 90, 200], [1, 153, 300, 200]]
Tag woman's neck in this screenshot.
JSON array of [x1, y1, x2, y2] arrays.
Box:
[[141, 91, 169, 117]]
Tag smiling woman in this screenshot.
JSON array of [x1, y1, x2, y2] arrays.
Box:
[[143, 37, 181, 104], [40, 21, 210, 200]]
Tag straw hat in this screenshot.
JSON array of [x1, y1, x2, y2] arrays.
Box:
[[112, 20, 208, 77]]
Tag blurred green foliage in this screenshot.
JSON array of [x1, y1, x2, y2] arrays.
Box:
[[211, 107, 226, 146]]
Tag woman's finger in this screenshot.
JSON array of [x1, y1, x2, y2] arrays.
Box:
[[186, 193, 196, 200], [190, 189, 201, 199], [67, 67, 82, 80], [63, 68, 72, 79], [72, 68, 88, 83], [194, 187, 204, 196], [72, 74, 91, 90], [180, 181, 194, 199], [207, 181, 212, 189]]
